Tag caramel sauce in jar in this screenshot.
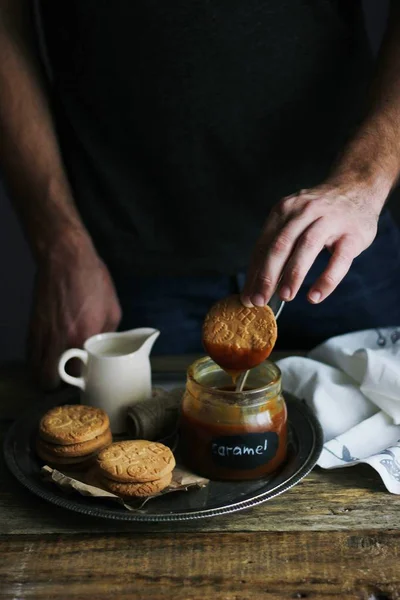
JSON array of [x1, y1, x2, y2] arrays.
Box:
[[204, 340, 271, 372], [180, 357, 287, 481]]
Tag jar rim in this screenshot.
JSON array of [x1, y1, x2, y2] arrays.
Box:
[[187, 356, 281, 398]]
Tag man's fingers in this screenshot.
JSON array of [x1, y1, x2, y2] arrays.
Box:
[[241, 210, 283, 306], [242, 216, 313, 306], [27, 310, 48, 383], [28, 331, 46, 385], [41, 366, 61, 391], [40, 311, 66, 390], [108, 301, 122, 332], [307, 237, 355, 303], [40, 338, 62, 391], [278, 220, 326, 301], [27, 325, 40, 375]]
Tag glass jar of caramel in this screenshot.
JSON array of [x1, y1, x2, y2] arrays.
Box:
[[179, 357, 287, 480]]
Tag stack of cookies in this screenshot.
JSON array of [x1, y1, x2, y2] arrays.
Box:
[[37, 405, 112, 470], [94, 440, 176, 498]]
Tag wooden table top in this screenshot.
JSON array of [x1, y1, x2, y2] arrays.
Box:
[[1, 356, 400, 600]]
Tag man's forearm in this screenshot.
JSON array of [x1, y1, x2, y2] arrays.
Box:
[[0, 0, 93, 261], [329, 1, 400, 212]]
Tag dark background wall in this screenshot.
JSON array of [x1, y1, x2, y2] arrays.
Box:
[[0, 0, 393, 361]]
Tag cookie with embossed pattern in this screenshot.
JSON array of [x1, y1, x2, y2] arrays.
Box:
[[202, 294, 277, 371], [37, 428, 112, 457], [96, 440, 176, 483], [99, 471, 172, 498], [36, 441, 98, 470], [39, 405, 110, 445]]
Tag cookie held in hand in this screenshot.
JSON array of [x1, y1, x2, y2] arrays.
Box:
[[202, 294, 277, 371]]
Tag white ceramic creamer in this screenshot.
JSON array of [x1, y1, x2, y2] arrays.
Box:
[[58, 328, 160, 433]]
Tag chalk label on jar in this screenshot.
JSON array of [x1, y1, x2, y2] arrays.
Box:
[[211, 432, 279, 470]]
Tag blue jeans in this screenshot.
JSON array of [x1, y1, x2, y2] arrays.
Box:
[[113, 210, 400, 353]]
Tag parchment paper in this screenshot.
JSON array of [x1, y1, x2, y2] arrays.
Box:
[[41, 464, 209, 511]]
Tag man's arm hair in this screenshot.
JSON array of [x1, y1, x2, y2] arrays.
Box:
[[0, 0, 94, 260], [329, 0, 400, 210]]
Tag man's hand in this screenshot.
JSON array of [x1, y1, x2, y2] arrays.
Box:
[[241, 2, 400, 309], [241, 180, 383, 307], [28, 236, 122, 390]]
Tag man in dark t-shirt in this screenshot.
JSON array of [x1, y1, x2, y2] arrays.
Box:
[[1, 1, 400, 387]]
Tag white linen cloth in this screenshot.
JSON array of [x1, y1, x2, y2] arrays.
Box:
[[276, 327, 400, 493]]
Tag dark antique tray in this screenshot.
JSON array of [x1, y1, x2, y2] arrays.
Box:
[[4, 374, 323, 522]]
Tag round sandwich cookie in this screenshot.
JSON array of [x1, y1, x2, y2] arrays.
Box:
[[36, 442, 98, 470], [97, 440, 176, 483], [202, 294, 278, 371], [39, 405, 110, 445], [100, 471, 173, 498], [37, 428, 112, 458]]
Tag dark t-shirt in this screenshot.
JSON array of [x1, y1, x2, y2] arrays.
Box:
[[39, 0, 373, 275]]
